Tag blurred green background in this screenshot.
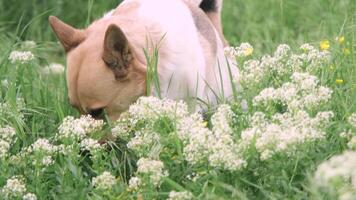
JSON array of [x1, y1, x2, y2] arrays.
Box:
[[0, 0, 355, 52]]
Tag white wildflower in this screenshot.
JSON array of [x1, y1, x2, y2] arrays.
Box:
[[41, 156, 54, 166], [241, 110, 332, 160], [300, 43, 315, 52], [1, 79, 9, 88], [253, 72, 332, 111], [340, 130, 353, 139], [168, 191, 193, 200], [0, 126, 16, 143], [22, 41, 36, 49], [111, 112, 131, 139], [236, 43, 254, 57], [224, 43, 253, 58], [128, 97, 188, 123], [42, 63, 65, 75], [80, 138, 103, 154], [127, 131, 160, 157], [274, 44, 290, 58], [128, 177, 141, 191], [28, 138, 56, 154], [177, 105, 246, 171], [347, 137, 356, 150], [23, 192, 37, 200], [209, 104, 246, 170], [0, 140, 10, 159], [9, 51, 34, 64], [92, 171, 116, 190], [348, 113, 356, 129], [306, 49, 331, 71], [1, 177, 26, 198], [240, 57, 268, 86], [0, 98, 26, 121], [57, 115, 104, 141], [240, 99, 248, 111], [177, 113, 213, 164], [313, 151, 356, 199], [238, 43, 331, 88], [136, 158, 168, 187]]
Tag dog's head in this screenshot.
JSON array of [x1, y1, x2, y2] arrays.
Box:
[[49, 16, 146, 121]]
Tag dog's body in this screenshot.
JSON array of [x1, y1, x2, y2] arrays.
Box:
[[50, 0, 237, 120]]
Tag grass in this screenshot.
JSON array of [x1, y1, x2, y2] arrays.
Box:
[[0, 0, 355, 199]]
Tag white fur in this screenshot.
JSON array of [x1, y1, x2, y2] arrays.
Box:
[[134, 0, 206, 100], [118, 0, 235, 105]]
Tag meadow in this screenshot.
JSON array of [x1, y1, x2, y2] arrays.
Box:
[[0, 0, 356, 199]]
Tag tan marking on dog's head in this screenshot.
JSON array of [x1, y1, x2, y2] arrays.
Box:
[[49, 17, 146, 121]]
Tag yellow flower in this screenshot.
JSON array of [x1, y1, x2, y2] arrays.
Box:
[[343, 48, 351, 55], [320, 40, 330, 50], [202, 121, 208, 127], [336, 79, 344, 84], [244, 47, 254, 56], [336, 36, 345, 45]]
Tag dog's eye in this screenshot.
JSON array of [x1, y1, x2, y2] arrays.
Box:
[[89, 108, 104, 119]]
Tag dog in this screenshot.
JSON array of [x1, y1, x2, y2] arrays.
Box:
[[49, 0, 237, 121]]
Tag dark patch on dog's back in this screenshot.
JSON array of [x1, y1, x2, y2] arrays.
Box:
[[199, 0, 217, 12], [184, 2, 217, 54]]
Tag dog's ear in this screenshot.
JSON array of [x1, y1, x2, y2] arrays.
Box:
[[49, 16, 86, 52], [102, 24, 133, 80]]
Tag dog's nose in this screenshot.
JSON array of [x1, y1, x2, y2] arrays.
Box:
[[89, 108, 105, 119]]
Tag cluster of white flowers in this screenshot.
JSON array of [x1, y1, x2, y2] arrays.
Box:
[[302, 45, 331, 71], [8, 50, 35, 64], [1, 177, 26, 199], [128, 96, 188, 123], [114, 97, 247, 171], [224, 43, 254, 58], [253, 72, 332, 111], [26, 138, 58, 167], [136, 158, 168, 187], [344, 113, 356, 150], [22, 41, 36, 49], [41, 63, 65, 75], [23, 193, 37, 200], [238, 44, 330, 87], [80, 138, 104, 154], [111, 112, 131, 139], [167, 191, 193, 200], [313, 151, 356, 199], [126, 130, 160, 157], [177, 113, 213, 165], [241, 111, 333, 160], [177, 105, 246, 170], [112, 97, 189, 157], [1, 79, 9, 88], [57, 115, 104, 141], [0, 126, 16, 159], [348, 113, 356, 128], [128, 176, 141, 191], [92, 171, 116, 190], [0, 97, 26, 121], [208, 105, 246, 170], [28, 138, 57, 154]]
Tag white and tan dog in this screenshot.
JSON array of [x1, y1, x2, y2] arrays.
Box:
[[49, 0, 237, 120]]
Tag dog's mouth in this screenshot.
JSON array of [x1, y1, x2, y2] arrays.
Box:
[[88, 107, 105, 119]]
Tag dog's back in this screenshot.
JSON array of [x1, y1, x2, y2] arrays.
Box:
[[107, 0, 234, 102]]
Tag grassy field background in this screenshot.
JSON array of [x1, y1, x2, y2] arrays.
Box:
[[0, 0, 355, 199]]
